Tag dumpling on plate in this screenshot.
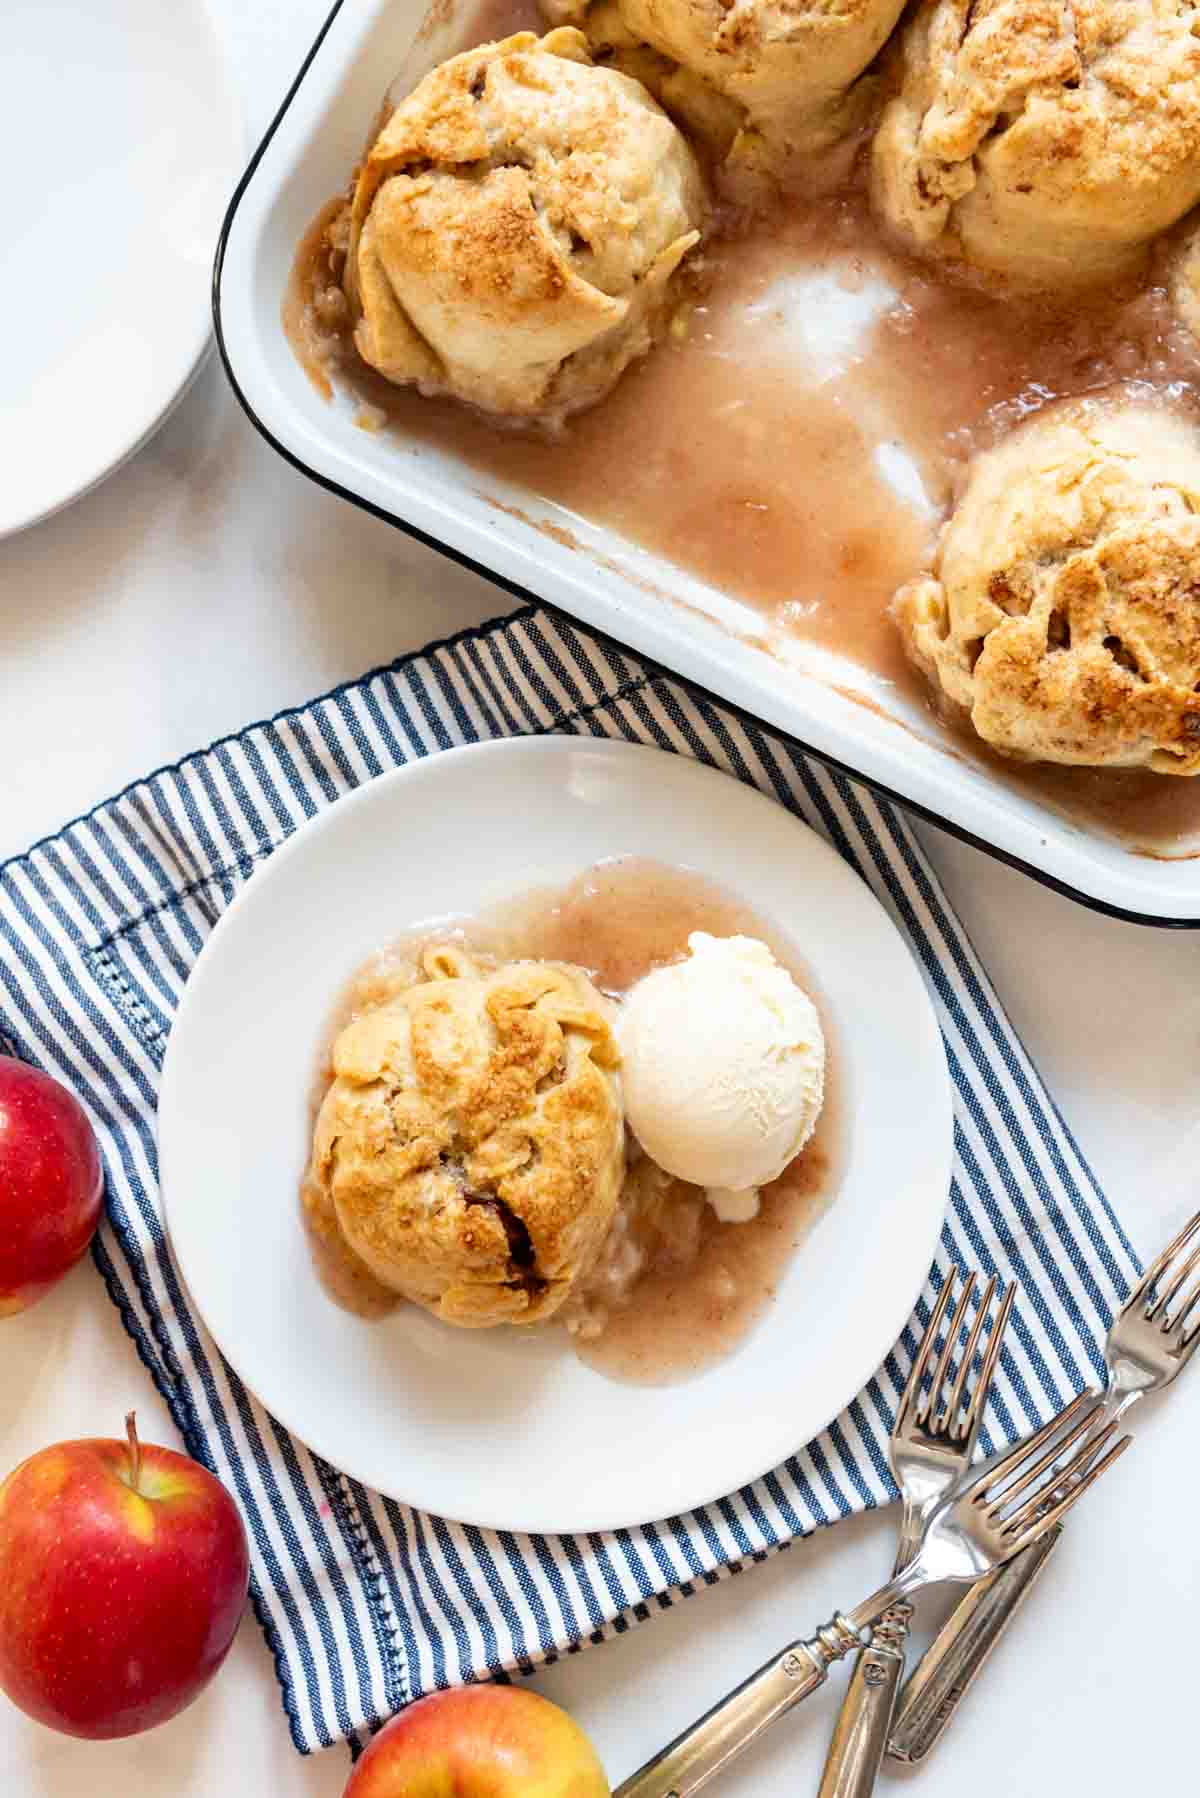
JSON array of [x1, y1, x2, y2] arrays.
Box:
[[310, 947, 626, 1326]]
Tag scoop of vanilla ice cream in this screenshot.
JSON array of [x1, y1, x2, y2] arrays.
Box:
[[617, 933, 825, 1217]]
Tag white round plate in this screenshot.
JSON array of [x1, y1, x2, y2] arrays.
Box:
[[160, 738, 952, 1532], [1, 0, 242, 538]]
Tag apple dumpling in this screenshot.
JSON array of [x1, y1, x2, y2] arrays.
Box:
[[344, 28, 706, 422], [543, 0, 908, 173], [894, 398, 1200, 771], [872, 0, 1200, 289], [309, 946, 626, 1326]]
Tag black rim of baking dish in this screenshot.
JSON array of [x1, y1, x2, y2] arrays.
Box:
[[210, 0, 1200, 932]]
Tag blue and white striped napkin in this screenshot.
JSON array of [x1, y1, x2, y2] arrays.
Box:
[[0, 603, 1139, 1756]]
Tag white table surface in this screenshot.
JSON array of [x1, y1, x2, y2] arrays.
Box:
[[3, 3, 1198, 1792]]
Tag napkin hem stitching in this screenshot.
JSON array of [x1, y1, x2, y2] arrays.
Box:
[[321, 1463, 409, 1722], [0, 601, 536, 886], [84, 944, 169, 1059]]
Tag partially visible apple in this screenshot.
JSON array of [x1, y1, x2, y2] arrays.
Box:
[[345, 1687, 611, 1797], [0, 1053, 103, 1315], [0, 1415, 250, 1738]]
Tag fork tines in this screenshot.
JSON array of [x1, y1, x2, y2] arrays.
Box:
[[900, 1269, 1016, 1445], [1137, 1209, 1200, 1348], [975, 1390, 1132, 1549]]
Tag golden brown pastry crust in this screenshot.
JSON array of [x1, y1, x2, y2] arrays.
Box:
[[872, 0, 1200, 288], [895, 399, 1200, 772], [545, 0, 745, 160], [311, 948, 626, 1327], [344, 29, 705, 420], [545, 0, 902, 168]]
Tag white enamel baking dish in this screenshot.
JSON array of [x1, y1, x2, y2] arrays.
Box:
[[213, 0, 1200, 925]]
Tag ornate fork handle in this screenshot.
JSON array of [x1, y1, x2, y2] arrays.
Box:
[[887, 1527, 1062, 1762], [815, 1605, 909, 1798], [616, 1387, 1129, 1798], [614, 1616, 864, 1798], [889, 1379, 1133, 1761], [818, 1271, 1016, 1797]]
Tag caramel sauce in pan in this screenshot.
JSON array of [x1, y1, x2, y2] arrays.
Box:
[[283, 199, 345, 403], [283, 8, 1200, 857], [302, 858, 842, 1385]]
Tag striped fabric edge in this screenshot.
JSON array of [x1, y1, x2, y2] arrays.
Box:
[[0, 602, 1141, 1756]]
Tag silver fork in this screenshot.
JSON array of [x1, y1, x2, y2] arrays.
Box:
[[816, 1270, 1016, 1798], [614, 1389, 1130, 1798], [889, 1204, 1200, 1764]]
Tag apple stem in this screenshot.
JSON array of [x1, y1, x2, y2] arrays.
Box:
[[125, 1411, 142, 1494]]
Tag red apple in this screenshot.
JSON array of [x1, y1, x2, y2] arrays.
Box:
[[0, 1414, 250, 1738], [0, 1054, 104, 1316], [345, 1686, 611, 1798]]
